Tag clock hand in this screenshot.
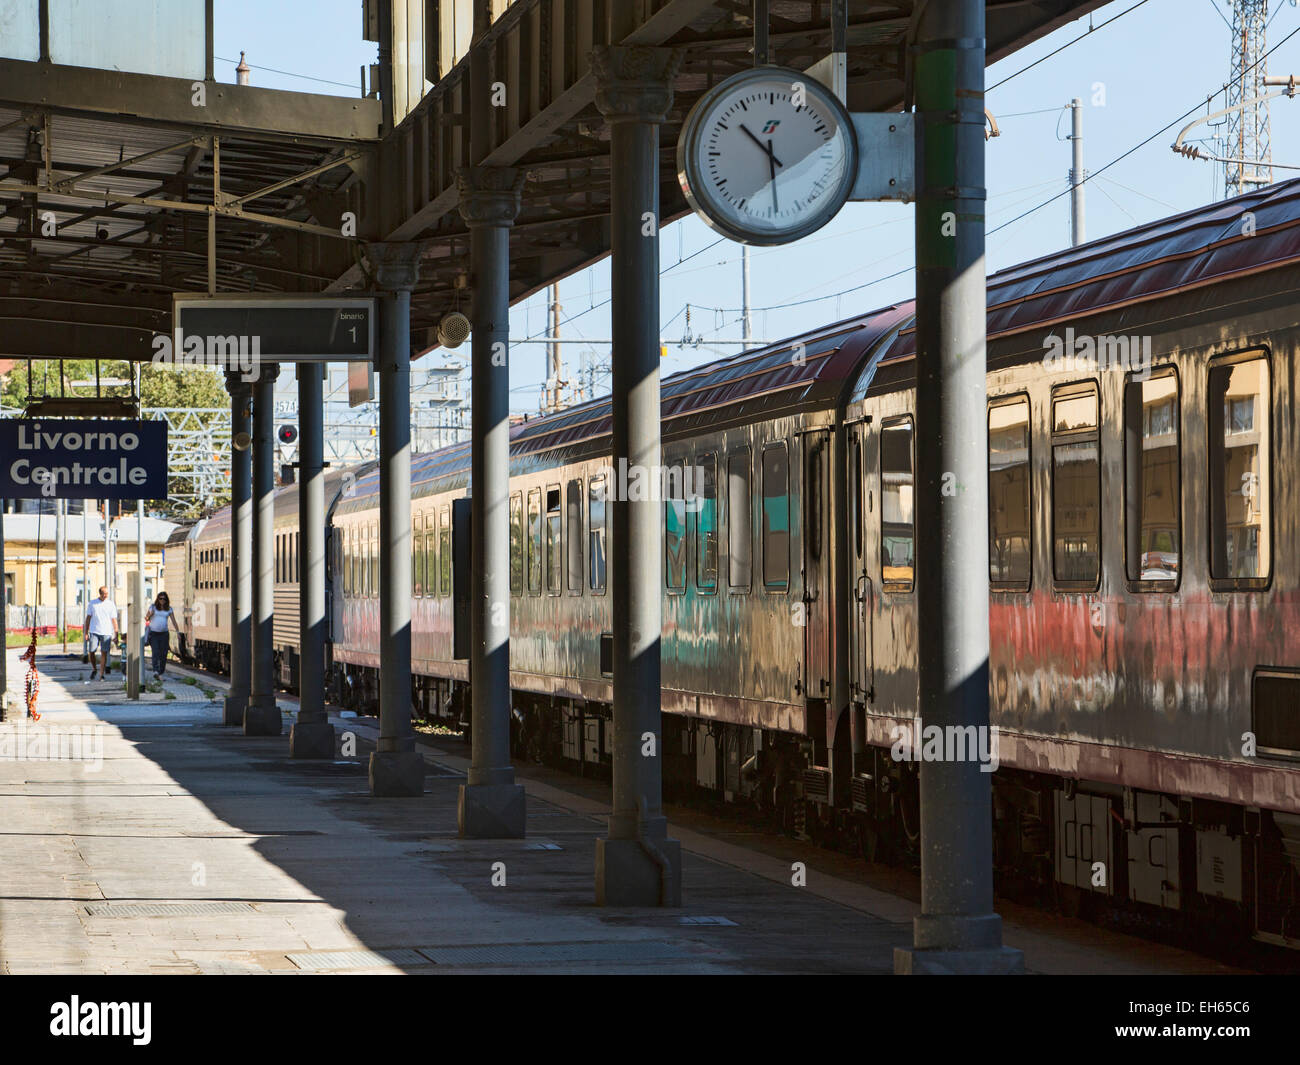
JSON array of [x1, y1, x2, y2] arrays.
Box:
[[768, 138, 779, 214], [739, 123, 784, 169]]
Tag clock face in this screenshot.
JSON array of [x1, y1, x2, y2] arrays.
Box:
[[677, 67, 858, 245]]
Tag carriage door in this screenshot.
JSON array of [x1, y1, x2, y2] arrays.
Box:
[[847, 420, 875, 703], [800, 429, 832, 698]]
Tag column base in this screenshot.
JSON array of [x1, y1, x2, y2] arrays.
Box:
[[458, 782, 526, 839], [595, 836, 682, 907], [243, 695, 282, 736], [893, 945, 1025, 975], [368, 750, 425, 796], [289, 719, 335, 759], [223, 692, 248, 727]]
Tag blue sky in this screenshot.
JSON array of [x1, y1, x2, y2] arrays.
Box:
[[215, 0, 1300, 414]]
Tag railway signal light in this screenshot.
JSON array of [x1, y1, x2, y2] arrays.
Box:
[[278, 425, 298, 445]]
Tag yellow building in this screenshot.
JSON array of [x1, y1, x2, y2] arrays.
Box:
[[2, 511, 174, 632]]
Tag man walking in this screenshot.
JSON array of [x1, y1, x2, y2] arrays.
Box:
[[85, 586, 119, 682]]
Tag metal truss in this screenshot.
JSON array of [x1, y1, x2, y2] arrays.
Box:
[[1225, 0, 1273, 197], [149, 406, 233, 514]]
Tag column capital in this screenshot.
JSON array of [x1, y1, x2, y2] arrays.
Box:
[[365, 241, 424, 292], [224, 369, 252, 398], [591, 46, 683, 124], [254, 362, 280, 386], [456, 166, 525, 228]]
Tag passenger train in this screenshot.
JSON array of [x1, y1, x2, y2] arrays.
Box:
[[165, 178, 1300, 951]]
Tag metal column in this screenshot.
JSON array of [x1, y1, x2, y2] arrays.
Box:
[[366, 243, 424, 796], [456, 167, 527, 837], [81, 501, 89, 661], [103, 500, 112, 611], [224, 374, 253, 725], [290, 362, 334, 758], [245, 362, 282, 736], [592, 45, 684, 907], [136, 499, 145, 686], [55, 498, 66, 647], [1070, 97, 1085, 247], [894, 0, 1022, 974]]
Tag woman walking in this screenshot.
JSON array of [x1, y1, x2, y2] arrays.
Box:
[[145, 592, 180, 678]]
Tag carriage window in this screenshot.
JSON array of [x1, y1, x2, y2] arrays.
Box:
[[1125, 372, 1180, 584], [665, 462, 687, 592], [1052, 385, 1101, 586], [728, 449, 752, 589], [527, 488, 542, 595], [275, 536, 282, 583], [545, 487, 562, 594], [566, 480, 583, 593], [589, 478, 607, 594], [880, 417, 915, 589], [342, 530, 350, 594], [440, 506, 452, 596], [510, 493, 523, 595], [851, 436, 863, 556], [370, 523, 379, 597], [424, 526, 435, 599], [412, 518, 423, 596], [1209, 355, 1270, 582], [292, 533, 299, 583], [696, 453, 717, 591], [355, 528, 362, 596], [989, 397, 1031, 586], [762, 444, 790, 590], [807, 440, 823, 563]]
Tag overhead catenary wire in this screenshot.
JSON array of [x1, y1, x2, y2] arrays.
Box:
[[986, 0, 1155, 93], [213, 55, 360, 90]]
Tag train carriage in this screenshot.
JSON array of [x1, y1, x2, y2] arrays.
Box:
[[162, 520, 202, 662], [190, 176, 1300, 950], [329, 318, 906, 793], [845, 178, 1300, 944], [190, 466, 365, 683]]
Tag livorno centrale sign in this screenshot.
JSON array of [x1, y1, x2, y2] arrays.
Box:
[[0, 420, 168, 500]]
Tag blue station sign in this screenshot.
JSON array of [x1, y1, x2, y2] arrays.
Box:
[[0, 419, 168, 500]]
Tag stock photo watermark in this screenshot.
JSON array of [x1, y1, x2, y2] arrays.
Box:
[[0, 723, 105, 773], [151, 328, 263, 380], [889, 717, 1000, 773], [592, 460, 707, 508], [1042, 327, 1153, 378]]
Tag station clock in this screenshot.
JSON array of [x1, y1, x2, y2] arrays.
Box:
[[677, 66, 859, 246]]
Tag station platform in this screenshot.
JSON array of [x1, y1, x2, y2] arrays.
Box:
[[0, 648, 1241, 975]]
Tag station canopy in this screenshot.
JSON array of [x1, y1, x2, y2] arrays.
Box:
[[0, 0, 1105, 363]]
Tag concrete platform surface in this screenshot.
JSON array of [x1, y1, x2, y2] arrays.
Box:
[[0, 649, 1238, 975]]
